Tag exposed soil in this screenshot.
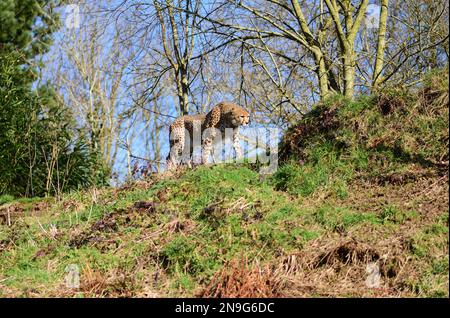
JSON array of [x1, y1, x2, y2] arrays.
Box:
[[0, 201, 50, 225]]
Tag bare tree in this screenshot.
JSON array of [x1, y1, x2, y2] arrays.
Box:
[[46, 3, 136, 176], [42, 0, 448, 179], [152, 0, 201, 114]]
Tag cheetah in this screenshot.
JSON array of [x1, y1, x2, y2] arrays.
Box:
[[166, 113, 206, 169], [166, 102, 250, 170]]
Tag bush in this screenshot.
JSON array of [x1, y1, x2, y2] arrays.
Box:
[[0, 52, 108, 197]]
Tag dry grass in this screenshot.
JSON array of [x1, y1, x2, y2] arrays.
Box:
[[199, 257, 282, 298], [272, 236, 412, 297], [1, 70, 447, 298], [276, 169, 448, 297]]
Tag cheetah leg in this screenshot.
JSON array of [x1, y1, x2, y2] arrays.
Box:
[[167, 128, 185, 170], [186, 142, 194, 168], [233, 128, 243, 161], [202, 137, 213, 165], [202, 127, 219, 165], [166, 140, 175, 171], [167, 141, 183, 170]]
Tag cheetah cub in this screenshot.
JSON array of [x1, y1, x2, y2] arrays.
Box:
[[166, 101, 250, 170]]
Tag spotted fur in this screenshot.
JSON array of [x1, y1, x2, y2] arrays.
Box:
[[166, 102, 250, 170]]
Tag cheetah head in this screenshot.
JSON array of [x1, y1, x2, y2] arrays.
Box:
[[227, 105, 250, 128]]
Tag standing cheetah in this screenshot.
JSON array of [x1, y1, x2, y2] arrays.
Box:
[[166, 102, 250, 170]]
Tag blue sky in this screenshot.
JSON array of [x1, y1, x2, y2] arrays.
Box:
[[40, 1, 283, 183]]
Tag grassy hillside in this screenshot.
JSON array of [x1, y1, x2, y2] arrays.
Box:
[[0, 69, 448, 298]]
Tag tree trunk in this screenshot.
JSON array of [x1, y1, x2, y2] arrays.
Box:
[[343, 49, 356, 98], [372, 0, 389, 89], [176, 66, 189, 115], [324, 0, 368, 99], [314, 50, 330, 99]]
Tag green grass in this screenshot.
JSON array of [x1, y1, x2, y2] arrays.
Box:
[[313, 205, 380, 231], [0, 69, 448, 297], [0, 194, 15, 205], [380, 205, 418, 224], [1, 159, 447, 297]]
